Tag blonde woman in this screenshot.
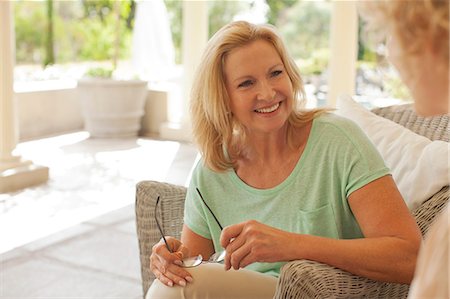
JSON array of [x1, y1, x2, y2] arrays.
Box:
[[147, 21, 421, 299], [359, 1, 449, 298]]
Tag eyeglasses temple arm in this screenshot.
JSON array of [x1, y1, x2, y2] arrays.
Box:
[[196, 188, 224, 231], [155, 196, 172, 253]]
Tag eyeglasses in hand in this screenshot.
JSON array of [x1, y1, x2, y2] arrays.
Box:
[[196, 188, 226, 263], [154, 192, 225, 268]]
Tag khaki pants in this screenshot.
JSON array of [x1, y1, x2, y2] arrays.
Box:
[[146, 263, 278, 299]]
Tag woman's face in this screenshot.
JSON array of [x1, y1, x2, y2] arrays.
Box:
[[224, 39, 294, 135], [386, 33, 426, 92], [386, 34, 412, 84]]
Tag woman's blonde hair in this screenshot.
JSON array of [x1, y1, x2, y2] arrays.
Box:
[[358, 0, 449, 64], [190, 21, 327, 172]]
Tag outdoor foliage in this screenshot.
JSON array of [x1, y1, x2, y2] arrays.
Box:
[[163, 0, 182, 64], [13, 0, 407, 101], [277, 1, 330, 61], [14, 0, 133, 66], [13, 0, 357, 73], [14, 2, 47, 64], [163, 0, 252, 64], [208, 1, 251, 37], [84, 66, 114, 79], [266, 0, 297, 25]]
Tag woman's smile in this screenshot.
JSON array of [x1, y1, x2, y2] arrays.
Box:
[[254, 101, 281, 114]]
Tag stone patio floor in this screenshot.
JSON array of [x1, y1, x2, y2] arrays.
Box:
[[0, 132, 199, 298]]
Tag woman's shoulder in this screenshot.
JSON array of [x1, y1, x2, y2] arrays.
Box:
[[314, 112, 364, 136], [191, 158, 229, 181], [191, 158, 211, 176], [189, 157, 236, 196]]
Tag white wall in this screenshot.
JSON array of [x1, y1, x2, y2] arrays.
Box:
[[16, 88, 83, 140], [16, 87, 168, 141]]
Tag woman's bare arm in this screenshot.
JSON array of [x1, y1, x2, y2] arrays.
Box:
[[286, 175, 421, 283], [181, 224, 216, 260]]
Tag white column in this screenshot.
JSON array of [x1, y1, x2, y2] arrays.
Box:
[[326, 0, 358, 107], [0, 0, 19, 166], [0, 1, 49, 193], [160, 0, 208, 141]]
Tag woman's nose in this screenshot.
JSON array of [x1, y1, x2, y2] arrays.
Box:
[[256, 80, 276, 101]]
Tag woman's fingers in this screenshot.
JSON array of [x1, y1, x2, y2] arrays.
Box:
[[223, 235, 246, 270], [153, 268, 175, 287], [156, 262, 192, 287], [221, 220, 287, 270], [175, 243, 190, 260], [229, 242, 253, 270], [236, 249, 256, 269], [151, 259, 193, 287], [150, 238, 194, 287], [153, 267, 188, 287], [155, 251, 194, 285], [220, 222, 245, 248]]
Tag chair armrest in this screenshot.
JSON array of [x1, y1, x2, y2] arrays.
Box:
[[135, 181, 187, 297], [274, 260, 409, 299], [413, 186, 449, 236]]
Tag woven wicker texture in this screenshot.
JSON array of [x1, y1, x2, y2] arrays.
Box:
[[371, 104, 449, 142], [413, 186, 449, 236], [135, 105, 449, 298], [275, 260, 409, 299], [135, 181, 187, 296]]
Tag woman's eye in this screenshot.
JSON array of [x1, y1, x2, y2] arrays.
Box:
[[271, 70, 282, 77], [238, 80, 253, 88]]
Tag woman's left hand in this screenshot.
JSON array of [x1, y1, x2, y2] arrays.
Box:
[[220, 220, 293, 270]]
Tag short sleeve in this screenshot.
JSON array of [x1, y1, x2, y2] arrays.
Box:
[[338, 118, 390, 197], [183, 161, 212, 239]]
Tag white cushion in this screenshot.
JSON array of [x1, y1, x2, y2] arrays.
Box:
[[336, 94, 450, 210]]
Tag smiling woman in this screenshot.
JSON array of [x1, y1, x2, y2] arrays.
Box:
[[190, 21, 327, 173], [145, 20, 421, 299], [224, 40, 293, 136]]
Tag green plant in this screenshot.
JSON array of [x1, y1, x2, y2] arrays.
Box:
[[297, 48, 330, 75], [14, 2, 46, 64], [84, 66, 114, 78], [14, 0, 133, 66], [163, 0, 250, 64], [44, 0, 55, 66], [163, 0, 182, 64], [266, 0, 297, 25], [277, 1, 331, 59]]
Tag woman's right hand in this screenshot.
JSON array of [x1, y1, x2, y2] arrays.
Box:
[[150, 236, 194, 287]]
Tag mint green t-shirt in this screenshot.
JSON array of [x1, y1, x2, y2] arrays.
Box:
[[184, 113, 390, 277]]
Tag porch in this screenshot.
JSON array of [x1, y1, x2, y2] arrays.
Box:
[[1, 132, 199, 297]]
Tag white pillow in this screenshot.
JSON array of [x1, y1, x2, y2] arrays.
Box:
[[336, 94, 450, 210]]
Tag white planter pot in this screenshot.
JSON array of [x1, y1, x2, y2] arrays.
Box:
[[78, 79, 148, 138]]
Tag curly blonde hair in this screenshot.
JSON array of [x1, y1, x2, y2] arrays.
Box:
[[358, 0, 449, 63], [190, 21, 327, 172]]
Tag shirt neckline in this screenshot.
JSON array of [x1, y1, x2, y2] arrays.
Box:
[[228, 116, 320, 196]]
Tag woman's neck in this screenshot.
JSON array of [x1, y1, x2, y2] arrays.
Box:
[[412, 81, 449, 117], [241, 126, 292, 165], [239, 122, 312, 166], [232, 121, 312, 189], [406, 53, 449, 116]]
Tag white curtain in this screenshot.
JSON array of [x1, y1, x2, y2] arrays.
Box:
[[131, 0, 175, 82]]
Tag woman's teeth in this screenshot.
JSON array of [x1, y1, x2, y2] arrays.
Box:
[[255, 102, 280, 113]]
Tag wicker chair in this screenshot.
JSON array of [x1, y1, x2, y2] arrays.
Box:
[[135, 104, 449, 298]]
